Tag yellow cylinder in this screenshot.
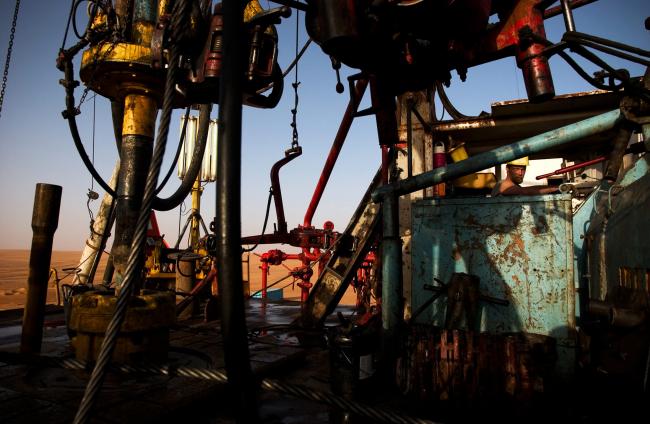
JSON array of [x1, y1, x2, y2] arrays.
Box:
[[448, 143, 469, 163], [132, 21, 155, 46], [122, 94, 158, 137], [190, 177, 203, 249]]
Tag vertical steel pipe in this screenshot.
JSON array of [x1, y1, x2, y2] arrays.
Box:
[[303, 79, 368, 227], [372, 109, 623, 201], [516, 1, 555, 102], [111, 94, 157, 287], [261, 260, 269, 299], [560, 0, 577, 32], [21, 183, 62, 354], [216, 0, 258, 421], [380, 191, 402, 367]]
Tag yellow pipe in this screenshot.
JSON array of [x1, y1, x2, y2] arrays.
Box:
[[122, 94, 157, 137], [190, 177, 203, 249], [132, 21, 155, 46]]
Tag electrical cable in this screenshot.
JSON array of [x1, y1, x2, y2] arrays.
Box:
[[248, 272, 294, 299], [61, 0, 76, 51], [155, 106, 191, 195], [282, 38, 311, 79], [435, 81, 471, 120], [242, 188, 274, 253], [72, 2, 195, 423]]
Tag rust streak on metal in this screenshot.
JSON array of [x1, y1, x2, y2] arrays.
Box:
[[431, 118, 496, 133]]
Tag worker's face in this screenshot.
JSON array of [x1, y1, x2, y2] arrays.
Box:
[[507, 165, 526, 184]]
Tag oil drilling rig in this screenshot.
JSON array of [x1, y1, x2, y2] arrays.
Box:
[[2, 1, 650, 423]]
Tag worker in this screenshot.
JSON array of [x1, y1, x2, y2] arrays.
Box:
[[491, 157, 560, 196]]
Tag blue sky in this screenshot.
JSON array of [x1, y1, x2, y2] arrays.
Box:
[[0, 0, 647, 251]]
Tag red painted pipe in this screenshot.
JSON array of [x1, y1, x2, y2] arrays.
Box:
[[261, 259, 269, 299], [260, 249, 316, 302], [535, 156, 606, 180], [381, 145, 390, 185], [303, 79, 369, 227]]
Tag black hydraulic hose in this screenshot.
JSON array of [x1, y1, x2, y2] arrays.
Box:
[[282, 38, 311, 79], [568, 31, 650, 59], [435, 81, 470, 120], [528, 32, 627, 93], [72, 2, 195, 423], [73, 0, 100, 40], [557, 49, 623, 91], [573, 37, 650, 67], [604, 122, 634, 182], [154, 106, 191, 195], [61, 57, 117, 198], [63, 56, 204, 208], [242, 188, 274, 253], [152, 103, 211, 210]]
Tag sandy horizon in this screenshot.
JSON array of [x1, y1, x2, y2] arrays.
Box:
[[0, 249, 358, 311]]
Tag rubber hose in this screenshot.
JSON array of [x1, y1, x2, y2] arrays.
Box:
[[152, 103, 212, 211]]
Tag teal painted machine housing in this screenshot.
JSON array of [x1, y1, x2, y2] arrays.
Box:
[[586, 156, 650, 303], [411, 194, 575, 377]]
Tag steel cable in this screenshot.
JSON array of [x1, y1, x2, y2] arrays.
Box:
[[72, 1, 195, 422], [0, 351, 436, 424]]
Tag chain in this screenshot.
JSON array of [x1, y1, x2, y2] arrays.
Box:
[[289, 9, 300, 149], [0, 0, 21, 119], [75, 38, 117, 111]]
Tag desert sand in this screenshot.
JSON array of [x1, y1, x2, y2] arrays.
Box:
[[0, 250, 358, 311]]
